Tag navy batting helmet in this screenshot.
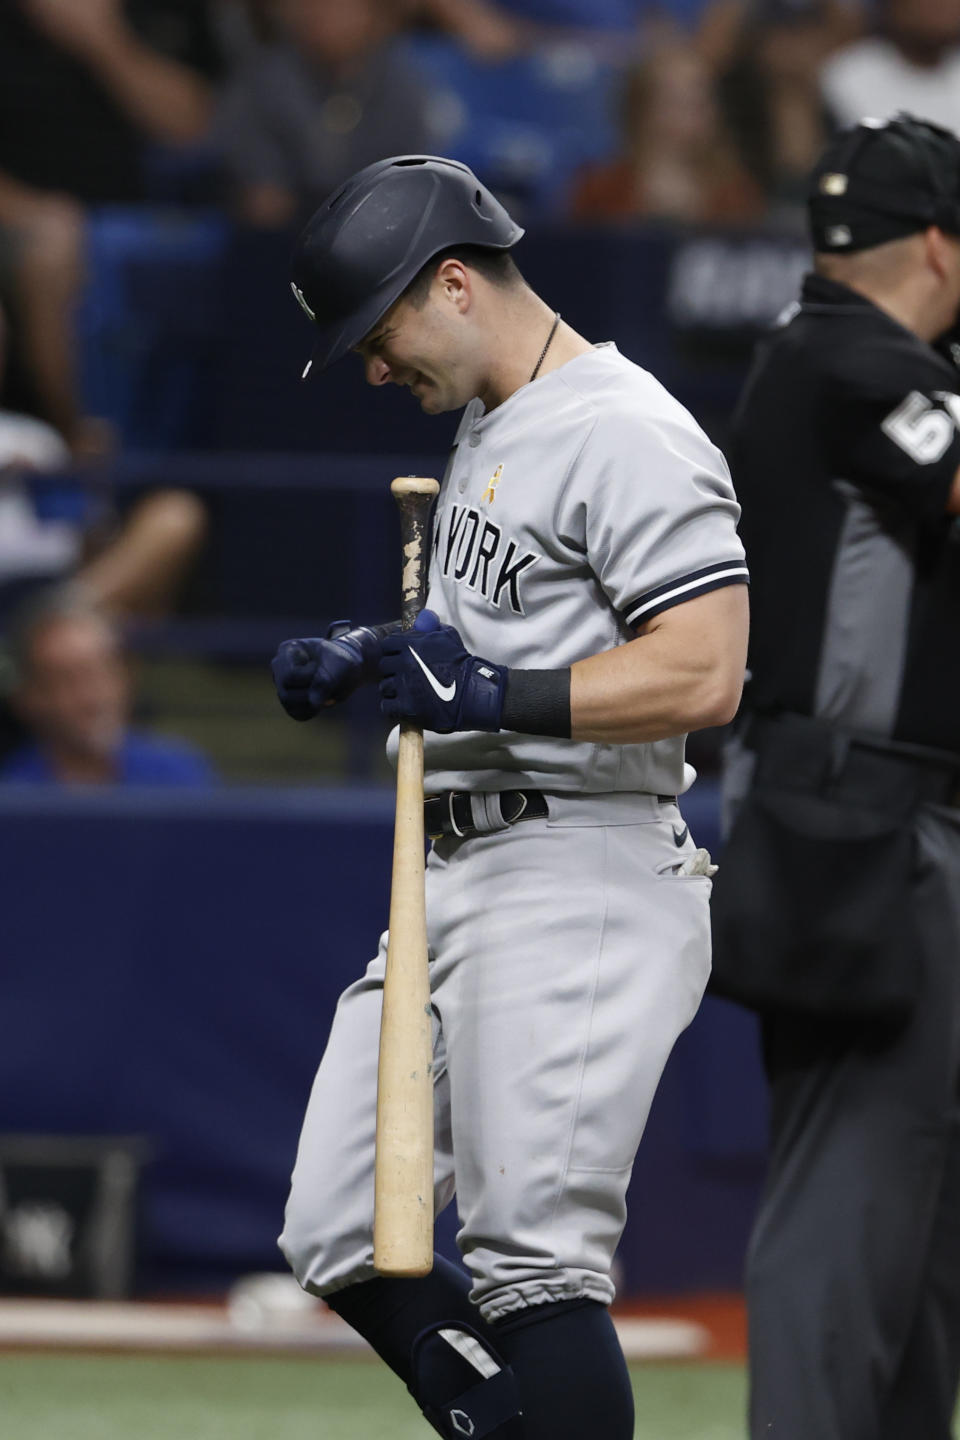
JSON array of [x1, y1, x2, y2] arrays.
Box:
[[808, 113, 960, 253], [290, 155, 524, 373]]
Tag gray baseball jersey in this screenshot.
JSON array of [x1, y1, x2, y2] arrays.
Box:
[[400, 343, 747, 794], [280, 341, 748, 1325]]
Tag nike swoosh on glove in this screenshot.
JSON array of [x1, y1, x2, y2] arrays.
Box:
[[272, 621, 383, 720], [379, 610, 507, 733]]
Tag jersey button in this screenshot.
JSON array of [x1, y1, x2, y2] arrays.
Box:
[[457, 476, 468, 493], [468, 432, 481, 448]]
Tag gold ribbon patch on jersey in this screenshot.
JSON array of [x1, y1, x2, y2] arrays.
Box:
[[483, 464, 504, 504]]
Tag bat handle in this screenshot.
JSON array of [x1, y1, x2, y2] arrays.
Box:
[[391, 476, 440, 628]]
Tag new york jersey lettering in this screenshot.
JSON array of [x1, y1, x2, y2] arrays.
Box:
[[438, 504, 538, 613]]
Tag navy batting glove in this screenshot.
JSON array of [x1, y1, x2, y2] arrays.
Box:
[[272, 620, 383, 720], [379, 610, 507, 733]]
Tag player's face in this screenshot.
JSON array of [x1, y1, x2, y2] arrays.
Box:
[[354, 293, 477, 414]]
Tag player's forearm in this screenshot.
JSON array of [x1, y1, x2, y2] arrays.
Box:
[[77, 26, 212, 144], [570, 641, 738, 743], [374, 590, 748, 742], [570, 590, 749, 744]]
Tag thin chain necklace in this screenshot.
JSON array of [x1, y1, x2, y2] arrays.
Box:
[[529, 311, 561, 383]]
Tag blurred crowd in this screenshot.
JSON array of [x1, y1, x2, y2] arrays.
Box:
[[0, 0, 958, 782], [2, 0, 959, 447]]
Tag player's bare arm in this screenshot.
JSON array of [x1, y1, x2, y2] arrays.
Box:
[[570, 584, 750, 745], [372, 583, 749, 744]]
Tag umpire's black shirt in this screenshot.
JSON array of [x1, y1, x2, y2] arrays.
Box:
[[731, 273, 960, 754]]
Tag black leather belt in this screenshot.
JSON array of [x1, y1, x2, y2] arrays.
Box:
[[424, 789, 678, 840], [424, 788, 548, 840]]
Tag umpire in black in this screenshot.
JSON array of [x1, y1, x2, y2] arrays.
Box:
[[711, 113, 960, 1440]]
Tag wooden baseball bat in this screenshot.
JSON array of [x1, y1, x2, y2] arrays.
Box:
[[373, 474, 440, 1277]]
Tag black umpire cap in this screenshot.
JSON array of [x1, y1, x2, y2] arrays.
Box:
[[808, 113, 960, 254], [290, 155, 524, 375]]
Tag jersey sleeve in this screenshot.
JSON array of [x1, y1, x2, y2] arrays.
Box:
[[570, 401, 748, 630], [820, 335, 960, 519]]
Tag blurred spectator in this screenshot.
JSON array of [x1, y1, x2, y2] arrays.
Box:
[[717, 0, 844, 214], [0, 1, 220, 203], [0, 590, 214, 785], [468, 0, 711, 32], [820, 0, 960, 134], [411, 0, 530, 59], [570, 41, 765, 224], [0, 0, 224, 451], [697, 0, 862, 71], [232, 0, 697, 49], [0, 302, 207, 622], [213, 0, 439, 228]]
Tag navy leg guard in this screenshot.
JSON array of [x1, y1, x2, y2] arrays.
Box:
[[325, 1254, 480, 1384], [411, 1322, 525, 1439], [494, 1299, 634, 1440]]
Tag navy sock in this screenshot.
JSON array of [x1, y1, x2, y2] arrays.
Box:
[[494, 1299, 635, 1440], [325, 1254, 494, 1384]]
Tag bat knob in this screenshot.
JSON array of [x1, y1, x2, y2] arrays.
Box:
[[391, 475, 440, 501]]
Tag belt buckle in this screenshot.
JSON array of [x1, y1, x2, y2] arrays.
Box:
[[424, 793, 444, 841], [447, 791, 467, 839], [424, 791, 468, 840]]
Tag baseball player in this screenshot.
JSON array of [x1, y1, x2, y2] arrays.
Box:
[[273, 156, 749, 1440]]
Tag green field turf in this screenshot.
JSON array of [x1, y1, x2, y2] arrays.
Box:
[[0, 1353, 746, 1439]]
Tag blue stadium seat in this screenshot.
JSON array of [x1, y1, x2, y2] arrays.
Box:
[[404, 36, 617, 212], [77, 208, 231, 449], [455, 0, 713, 32]]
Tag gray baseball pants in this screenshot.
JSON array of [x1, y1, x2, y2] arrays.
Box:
[[279, 790, 711, 1323]]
